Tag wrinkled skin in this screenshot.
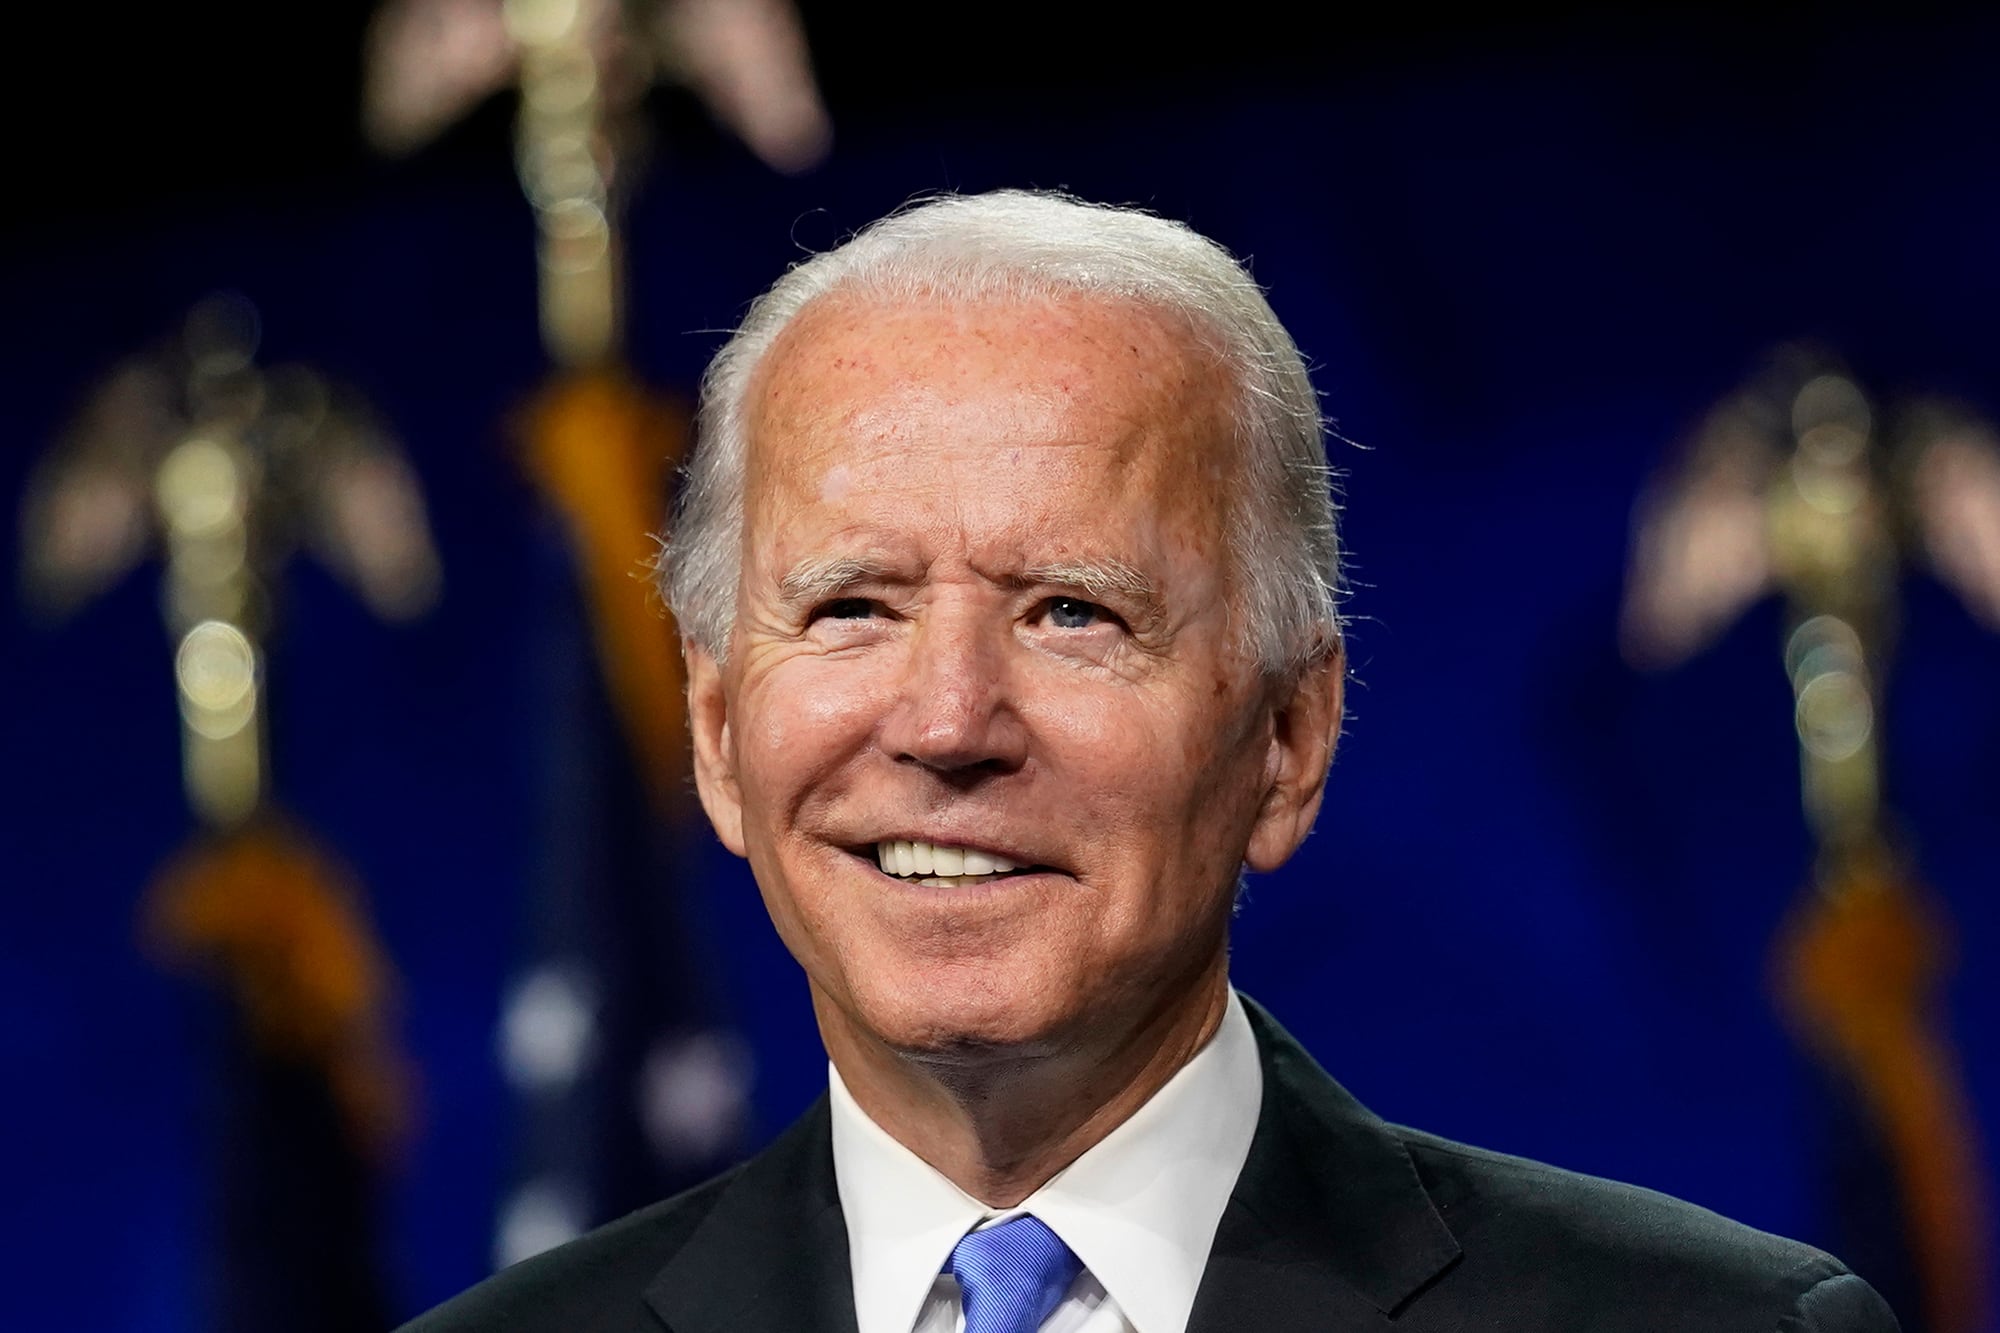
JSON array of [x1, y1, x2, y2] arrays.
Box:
[[685, 290, 1342, 1199]]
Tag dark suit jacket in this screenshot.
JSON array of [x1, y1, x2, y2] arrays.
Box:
[[404, 999, 1900, 1331]]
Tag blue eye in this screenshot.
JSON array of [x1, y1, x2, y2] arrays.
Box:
[[817, 598, 878, 621], [1047, 598, 1106, 630]]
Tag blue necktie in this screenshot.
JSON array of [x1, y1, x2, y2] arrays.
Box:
[[946, 1215, 1084, 1333]]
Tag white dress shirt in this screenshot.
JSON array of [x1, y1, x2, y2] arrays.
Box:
[[829, 989, 1264, 1333]]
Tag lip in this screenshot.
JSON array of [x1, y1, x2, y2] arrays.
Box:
[[840, 844, 1072, 888], [844, 835, 1070, 878], [858, 862, 1070, 909]]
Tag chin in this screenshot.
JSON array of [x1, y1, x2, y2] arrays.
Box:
[[844, 964, 1078, 1065]]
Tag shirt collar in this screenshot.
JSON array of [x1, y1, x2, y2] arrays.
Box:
[[830, 988, 1263, 1333]]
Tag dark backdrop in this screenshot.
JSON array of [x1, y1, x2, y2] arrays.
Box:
[[3, 5, 1996, 1329]]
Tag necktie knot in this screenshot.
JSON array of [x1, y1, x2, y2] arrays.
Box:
[[945, 1215, 1083, 1333]]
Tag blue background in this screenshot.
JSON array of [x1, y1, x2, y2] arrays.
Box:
[[2, 8, 1996, 1328]]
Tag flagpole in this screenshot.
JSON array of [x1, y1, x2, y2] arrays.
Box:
[[1624, 351, 1998, 1333], [361, 0, 830, 1265], [21, 294, 441, 1329]]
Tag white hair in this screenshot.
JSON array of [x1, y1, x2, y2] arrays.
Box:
[[658, 189, 1342, 677]]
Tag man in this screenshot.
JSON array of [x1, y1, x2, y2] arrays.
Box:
[[408, 191, 1899, 1332]]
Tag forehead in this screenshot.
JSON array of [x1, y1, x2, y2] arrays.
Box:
[[742, 291, 1236, 528]]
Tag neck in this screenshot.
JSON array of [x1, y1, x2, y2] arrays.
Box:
[[819, 963, 1231, 1207]]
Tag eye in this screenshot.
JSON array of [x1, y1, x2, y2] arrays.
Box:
[[1043, 597, 1113, 630], [812, 597, 881, 622]]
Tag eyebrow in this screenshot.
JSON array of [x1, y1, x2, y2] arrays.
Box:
[[1017, 557, 1159, 609], [777, 555, 902, 608], [774, 552, 1164, 617]]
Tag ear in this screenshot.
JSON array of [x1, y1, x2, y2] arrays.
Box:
[[1243, 646, 1345, 873], [685, 642, 747, 858]]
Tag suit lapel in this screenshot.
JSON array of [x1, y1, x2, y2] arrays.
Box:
[[644, 1096, 861, 1333], [1187, 999, 1462, 1331]]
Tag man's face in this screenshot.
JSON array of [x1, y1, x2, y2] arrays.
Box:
[[687, 292, 1336, 1061]]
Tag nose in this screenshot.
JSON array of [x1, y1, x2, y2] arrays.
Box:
[[879, 603, 1028, 777]]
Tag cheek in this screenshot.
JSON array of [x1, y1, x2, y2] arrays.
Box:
[[1027, 676, 1262, 826], [735, 658, 891, 811]]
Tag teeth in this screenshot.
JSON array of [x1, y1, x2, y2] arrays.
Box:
[[874, 839, 1023, 881]]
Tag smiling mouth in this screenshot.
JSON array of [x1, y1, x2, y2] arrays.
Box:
[[866, 838, 1046, 888]]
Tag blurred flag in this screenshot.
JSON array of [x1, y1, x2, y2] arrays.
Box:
[[145, 822, 412, 1333], [1624, 351, 2000, 1333], [491, 373, 753, 1264], [361, 0, 828, 1265], [19, 296, 436, 1330]]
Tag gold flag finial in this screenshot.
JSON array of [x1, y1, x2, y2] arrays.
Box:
[[361, 0, 829, 807], [22, 293, 443, 826], [363, 0, 830, 367]]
